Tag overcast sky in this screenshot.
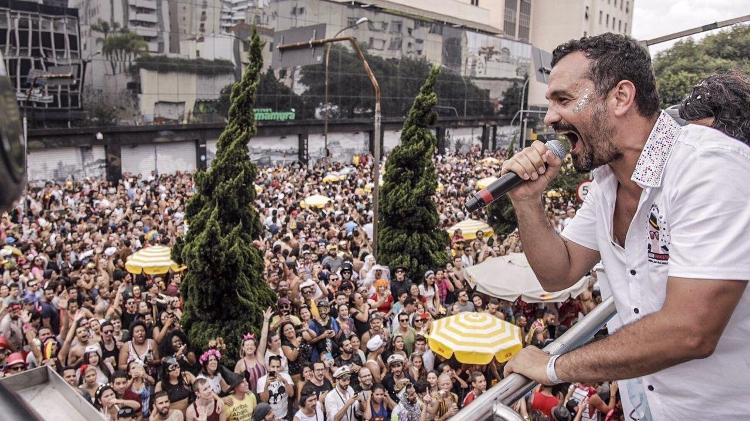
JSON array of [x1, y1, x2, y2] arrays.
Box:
[[632, 0, 750, 56]]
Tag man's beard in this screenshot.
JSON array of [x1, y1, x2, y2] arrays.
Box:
[[158, 406, 170, 416], [555, 103, 620, 172]]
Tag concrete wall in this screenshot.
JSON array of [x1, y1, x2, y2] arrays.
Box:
[[138, 68, 235, 122]]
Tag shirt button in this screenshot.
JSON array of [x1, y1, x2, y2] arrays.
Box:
[[647, 385, 654, 391], [630, 269, 636, 275], [633, 308, 640, 314]]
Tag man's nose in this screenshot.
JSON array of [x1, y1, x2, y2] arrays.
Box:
[[544, 106, 562, 127]]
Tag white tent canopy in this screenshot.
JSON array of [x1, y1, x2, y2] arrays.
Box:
[[464, 253, 590, 303]]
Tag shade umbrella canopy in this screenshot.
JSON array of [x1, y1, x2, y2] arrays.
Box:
[[464, 252, 591, 303], [322, 174, 342, 183], [429, 312, 522, 364], [301, 194, 331, 208], [476, 176, 498, 190], [481, 157, 501, 166], [446, 219, 494, 240], [254, 184, 263, 194], [125, 245, 184, 275]]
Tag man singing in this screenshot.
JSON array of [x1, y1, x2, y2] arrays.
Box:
[[501, 33, 750, 420]]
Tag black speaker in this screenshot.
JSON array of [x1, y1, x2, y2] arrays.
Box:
[[0, 54, 26, 213]]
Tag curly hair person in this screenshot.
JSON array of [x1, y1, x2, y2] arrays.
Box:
[[679, 70, 750, 144]]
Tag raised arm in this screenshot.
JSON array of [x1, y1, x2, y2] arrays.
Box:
[[502, 141, 600, 290]]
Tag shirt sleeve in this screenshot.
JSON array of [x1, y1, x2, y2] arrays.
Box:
[[257, 376, 266, 393], [667, 146, 750, 280], [561, 180, 600, 251]]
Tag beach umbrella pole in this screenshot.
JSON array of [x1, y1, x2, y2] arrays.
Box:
[[450, 297, 617, 421]]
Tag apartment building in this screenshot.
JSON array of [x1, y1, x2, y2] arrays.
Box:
[[528, 0, 634, 106], [0, 0, 84, 124]]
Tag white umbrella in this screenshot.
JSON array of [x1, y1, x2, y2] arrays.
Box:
[[464, 253, 590, 303]]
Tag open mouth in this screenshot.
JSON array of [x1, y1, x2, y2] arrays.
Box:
[[558, 130, 581, 153]]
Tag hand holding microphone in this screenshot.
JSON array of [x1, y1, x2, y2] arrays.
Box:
[[465, 140, 568, 212]]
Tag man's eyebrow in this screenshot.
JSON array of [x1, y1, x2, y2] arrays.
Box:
[[546, 89, 572, 100]]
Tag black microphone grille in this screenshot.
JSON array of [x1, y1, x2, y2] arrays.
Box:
[[546, 139, 569, 160]]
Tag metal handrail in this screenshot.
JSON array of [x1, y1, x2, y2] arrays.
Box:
[[451, 296, 617, 421]]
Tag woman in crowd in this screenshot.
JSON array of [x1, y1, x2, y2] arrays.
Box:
[[154, 356, 195, 415], [234, 308, 271, 393]]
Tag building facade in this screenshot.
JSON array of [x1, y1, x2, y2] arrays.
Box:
[[528, 0, 634, 106], [0, 0, 84, 125]]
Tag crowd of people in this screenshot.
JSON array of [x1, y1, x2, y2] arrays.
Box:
[[0, 144, 614, 421]]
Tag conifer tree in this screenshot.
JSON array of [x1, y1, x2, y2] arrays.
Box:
[[173, 30, 274, 362], [377, 66, 449, 282]]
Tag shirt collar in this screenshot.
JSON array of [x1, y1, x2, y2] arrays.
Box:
[[631, 111, 682, 188]]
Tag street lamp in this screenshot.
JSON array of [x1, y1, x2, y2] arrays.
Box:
[[323, 17, 369, 160], [279, 34, 381, 257]]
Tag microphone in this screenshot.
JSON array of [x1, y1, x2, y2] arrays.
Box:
[[464, 140, 569, 212]]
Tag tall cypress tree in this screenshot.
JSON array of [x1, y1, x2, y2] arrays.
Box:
[[173, 30, 274, 362], [377, 66, 449, 281]]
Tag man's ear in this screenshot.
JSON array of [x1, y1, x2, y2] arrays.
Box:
[[611, 80, 637, 117]]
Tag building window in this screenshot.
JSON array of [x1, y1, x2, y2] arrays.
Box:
[[388, 38, 402, 50], [504, 0, 518, 38], [471, 0, 479, 5], [624, 22, 628, 33], [614, 0, 617, 7], [585, 6, 589, 19], [369, 37, 385, 50], [618, 20, 622, 32], [390, 21, 402, 33], [599, 11, 603, 24], [606, 14, 609, 27], [626, 1, 629, 13]]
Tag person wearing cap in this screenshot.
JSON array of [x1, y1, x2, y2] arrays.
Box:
[[383, 353, 413, 403], [325, 366, 358, 421], [310, 298, 338, 360], [251, 402, 276, 421], [361, 313, 389, 354], [269, 297, 302, 332], [364, 335, 386, 383], [223, 374, 257, 421], [2, 351, 26, 376]]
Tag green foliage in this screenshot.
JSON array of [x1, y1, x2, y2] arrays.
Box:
[[654, 25, 750, 108], [377, 66, 450, 282], [499, 78, 528, 118], [174, 30, 274, 365], [488, 151, 588, 237], [299, 46, 494, 118], [101, 30, 148, 75], [216, 69, 304, 118], [133, 56, 235, 76]]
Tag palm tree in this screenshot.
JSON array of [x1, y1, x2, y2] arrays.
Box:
[[102, 30, 148, 74]]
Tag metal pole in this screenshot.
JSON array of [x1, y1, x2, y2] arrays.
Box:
[[323, 43, 331, 161], [642, 14, 750, 46], [450, 296, 617, 421], [279, 36, 380, 256], [323, 18, 368, 163]]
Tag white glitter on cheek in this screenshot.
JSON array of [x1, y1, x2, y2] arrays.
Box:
[[573, 88, 592, 113]]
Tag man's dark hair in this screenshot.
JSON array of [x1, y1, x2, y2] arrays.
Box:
[[679, 70, 750, 144], [268, 355, 282, 366], [552, 33, 660, 117], [110, 370, 129, 382]]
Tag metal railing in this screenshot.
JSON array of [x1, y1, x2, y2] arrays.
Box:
[[451, 296, 617, 421]]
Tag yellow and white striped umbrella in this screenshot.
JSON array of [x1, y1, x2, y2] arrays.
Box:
[[301, 194, 331, 209], [476, 176, 498, 190], [429, 312, 522, 364], [254, 184, 263, 194], [323, 174, 341, 183], [125, 245, 184, 275], [446, 219, 493, 240]]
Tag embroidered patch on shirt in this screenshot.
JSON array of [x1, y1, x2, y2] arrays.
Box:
[[647, 203, 670, 264], [632, 112, 681, 188]]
